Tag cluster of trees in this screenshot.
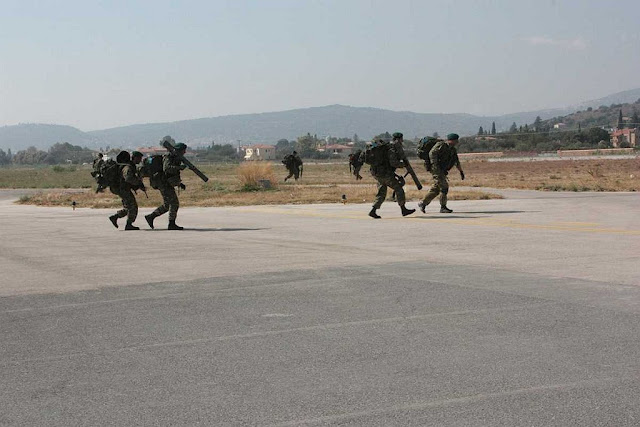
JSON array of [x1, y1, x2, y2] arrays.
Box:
[[459, 127, 612, 153], [0, 149, 12, 165], [2, 143, 96, 165], [192, 142, 237, 162]]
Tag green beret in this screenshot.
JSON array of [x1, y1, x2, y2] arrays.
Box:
[[392, 132, 403, 139], [446, 133, 459, 140], [131, 151, 142, 158], [174, 143, 187, 151]]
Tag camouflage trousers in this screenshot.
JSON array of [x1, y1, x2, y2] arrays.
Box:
[[352, 164, 362, 179], [422, 173, 449, 207], [285, 167, 300, 180], [151, 184, 179, 221], [114, 189, 138, 222], [373, 173, 405, 209]]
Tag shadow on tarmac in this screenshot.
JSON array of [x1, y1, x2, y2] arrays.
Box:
[[449, 210, 533, 214], [155, 227, 269, 232]]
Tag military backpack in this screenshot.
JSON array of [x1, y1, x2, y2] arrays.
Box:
[[416, 137, 441, 161], [138, 155, 165, 189], [90, 156, 122, 193], [282, 154, 295, 168], [349, 150, 363, 166], [362, 142, 389, 167]]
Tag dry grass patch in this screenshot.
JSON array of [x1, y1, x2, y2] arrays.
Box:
[[11, 157, 640, 208]]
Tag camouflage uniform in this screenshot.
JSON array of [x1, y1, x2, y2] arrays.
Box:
[[421, 141, 458, 208], [369, 141, 406, 209], [150, 154, 182, 221], [284, 153, 303, 181], [349, 151, 364, 180], [111, 161, 143, 223]]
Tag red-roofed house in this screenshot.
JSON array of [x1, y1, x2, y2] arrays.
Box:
[[242, 144, 276, 161], [610, 128, 637, 148]]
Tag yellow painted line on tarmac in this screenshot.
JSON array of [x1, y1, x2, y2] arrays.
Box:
[[242, 206, 640, 235]]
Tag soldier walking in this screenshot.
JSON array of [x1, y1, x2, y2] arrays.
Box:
[[349, 149, 364, 180], [418, 133, 465, 214], [283, 151, 303, 181], [363, 132, 415, 219], [109, 151, 145, 230], [145, 142, 188, 230]]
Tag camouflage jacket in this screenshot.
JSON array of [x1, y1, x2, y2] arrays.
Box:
[[121, 162, 143, 190], [429, 141, 459, 175], [370, 141, 405, 177], [163, 154, 183, 186]]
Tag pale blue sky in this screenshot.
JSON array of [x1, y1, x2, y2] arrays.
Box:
[[1, 0, 638, 130]]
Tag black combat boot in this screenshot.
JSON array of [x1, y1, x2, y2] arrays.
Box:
[[109, 214, 119, 229], [401, 205, 416, 217], [125, 221, 140, 230], [418, 201, 427, 213], [145, 213, 156, 229], [168, 220, 184, 230], [368, 207, 381, 219], [440, 206, 453, 213]]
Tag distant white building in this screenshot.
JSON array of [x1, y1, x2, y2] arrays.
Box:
[[553, 123, 566, 129], [242, 144, 276, 161]]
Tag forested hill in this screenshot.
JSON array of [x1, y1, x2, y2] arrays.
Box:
[[1, 87, 639, 151], [538, 98, 640, 131], [0, 124, 96, 151]]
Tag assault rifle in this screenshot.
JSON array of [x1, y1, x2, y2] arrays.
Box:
[[161, 140, 209, 182]]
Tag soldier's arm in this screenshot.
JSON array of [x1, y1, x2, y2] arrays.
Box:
[[163, 156, 182, 176], [429, 144, 443, 174], [388, 145, 405, 168], [124, 165, 142, 186]]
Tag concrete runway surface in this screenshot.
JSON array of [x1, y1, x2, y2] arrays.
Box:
[[1, 189, 639, 426]]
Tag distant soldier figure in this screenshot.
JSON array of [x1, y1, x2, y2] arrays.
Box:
[[361, 132, 415, 219], [283, 151, 303, 181], [145, 142, 188, 230], [419, 133, 465, 214], [108, 150, 145, 230], [349, 149, 364, 180]]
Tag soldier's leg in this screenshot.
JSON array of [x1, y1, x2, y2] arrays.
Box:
[[422, 175, 443, 205], [389, 176, 406, 207], [121, 190, 138, 222], [121, 191, 139, 230], [390, 175, 415, 216], [369, 180, 387, 218], [419, 174, 444, 213], [439, 177, 452, 213], [145, 185, 170, 229], [284, 170, 293, 181], [167, 186, 179, 221], [109, 190, 125, 228], [293, 168, 300, 180], [439, 178, 450, 208], [115, 191, 128, 219], [373, 181, 387, 209], [166, 186, 183, 230]]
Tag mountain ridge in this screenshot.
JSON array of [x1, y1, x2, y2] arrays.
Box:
[[2, 88, 638, 151]]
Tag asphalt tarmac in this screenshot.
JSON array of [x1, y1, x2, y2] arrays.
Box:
[[1, 189, 639, 426]]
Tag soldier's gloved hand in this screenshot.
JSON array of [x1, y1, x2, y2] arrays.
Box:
[[460, 171, 465, 180], [179, 183, 186, 190], [180, 164, 187, 170]]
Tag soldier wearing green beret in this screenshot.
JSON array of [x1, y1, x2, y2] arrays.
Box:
[[145, 141, 188, 230], [418, 133, 465, 214], [108, 150, 145, 230], [364, 132, 416, 218]]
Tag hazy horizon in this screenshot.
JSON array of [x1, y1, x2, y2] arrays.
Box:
[[2, 0, 639, 131]]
